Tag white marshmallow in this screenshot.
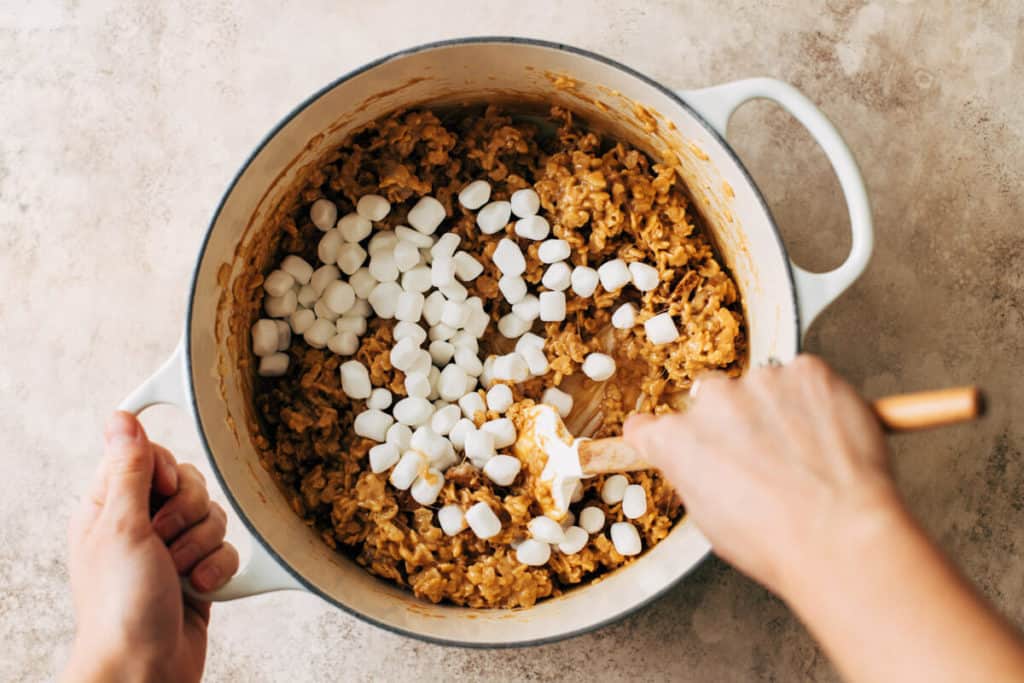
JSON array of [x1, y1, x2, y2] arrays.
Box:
[[538, 291, 566, 322], [428, 365, 441, 400], [511, 294, 539, 321], [515, 539, 551, 566], [310, 264, 341, 295], [252, 319, 279, 357], [458, 392, 487, 421], [274, 320, 292, 351], [390, 338, 421, 372], [263, 269, 295, 297], [453, 251, 484, 281], [290, 308, 315, 335], [369, 443, 401, 473], [354, 409, 394, 442], [644, 312, 680, 345], [356, 194, 390, 221], [322, 280, 356, 315], [515, 332, 545, 353], [393, 320, 427, 346], [483, 454, 521, 486], [258, 352, 289, 377], [464, 429, 495, 467], [428, 340, 455, 366], [610, 522, 642, 556], [579, 506, 606, 534], [537, 239, 570, 264], [528, 516, 565, 544], [465, 502, 502, 539], [448, 418, 475, 450], [385, 423, 413, 451], [405, 371, 431, 398], [629, 262, 660, 291], [598, 259, 631, 292], [410, 425, 450, 462], [280, 255, 314, 286], [369, 252, 399, 283], [481, 418, 516, 448], [313, 299, 339, 322], [510, 188, 540, 217], [408, 350, 432, 375], [514, 215, 550, 241], [622, 484, 648, 519], [368, 281, 402, 318], [541, 387, 574, 418], [520, 344, 549, 376], [601, 474, 629, 504], [558, 526, 588, 554], [438, 504, 467, 536], [317, 229, 342, 266], [430, 256, 456, 289], [395, 224, 434, 248], [392, 239, 421, 272], [393, 397, 434, 426], [349, 268, 377, 299], [458, 179, 491, 210], [368, 230, 398, 256], [439, 280, 468, 302], [349, 298, 371, 317], [337, 212, 372, 243], [582, 352, 616, 381], [297, 284, 318, 308], [401, 264, 433, 293], [339, 360, 372, 398], [336, 315, 367, 336], [431, 232, 461, 259], [464, 306, 490, 339], [486, 384, 514, 413], [438, 364, 469, 402], [310, 198, 338, 231], [430, 404, 462, 435], [476, 200, 511, 235], [336, 243, 368, 276], [407, 196, 446, 235], [429, 323, 456, 342], [411, 469, 445, 506], [422, 291, 446, 326], [304, 318, 335, 348], [327, 331, 359, 356], [492, 238, 526, 277], [570, 266, 599, 297], [541, 261, 571, 291], [367, 388, 392, 411], [441, 300, 470, 329], [498, 275, 527, 305], [498, 312, 532, 339], [492, 353, 529, 383], [611, 303, 637, 329], [389, 450, 425, 490], [265, 289, 298, 318], [395, 291, 425, 323]]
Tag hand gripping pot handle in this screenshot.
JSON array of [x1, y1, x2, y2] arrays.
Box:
[[680, 78, 874, 337], [118, 337, 303, 601]]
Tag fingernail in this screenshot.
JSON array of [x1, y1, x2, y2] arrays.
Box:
[[171, 542, 199, 572], [195, 563, 222, 591], [161, 459, 179, 491], [153, 512, 184, 540], [105, 412, 140, 447]]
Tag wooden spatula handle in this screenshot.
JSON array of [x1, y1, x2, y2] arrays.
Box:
[[871, 386, 984, 432]]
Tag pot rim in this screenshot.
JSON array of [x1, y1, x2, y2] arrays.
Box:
[[185, 35, 801, 648]]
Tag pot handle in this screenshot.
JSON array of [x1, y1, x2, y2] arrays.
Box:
[[679, 78, 873, 336], [118, 340, 304, 601]]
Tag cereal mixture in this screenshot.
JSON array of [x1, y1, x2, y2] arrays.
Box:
[[248, 106, 744, 608]]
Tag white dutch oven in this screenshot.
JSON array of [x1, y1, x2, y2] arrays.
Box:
[[120, 38, 872, 647]]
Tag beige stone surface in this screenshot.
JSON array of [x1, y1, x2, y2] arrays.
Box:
[[3, 1, 1022, 680]]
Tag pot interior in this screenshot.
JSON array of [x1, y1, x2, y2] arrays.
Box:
[[187, 39, 798, 645]]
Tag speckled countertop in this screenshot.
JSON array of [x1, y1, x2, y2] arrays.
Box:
[[3, 1, 1022, 681]]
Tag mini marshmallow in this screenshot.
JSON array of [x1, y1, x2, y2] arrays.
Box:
[[515, 539, 551, 566], [336, 315, 367, 336], [465, 502, 502, 539], [367, 388, 392, 411], [453, 251, 484, 281], [265, 289, 298, 318], [337, 212, 372, 243], [322, 280, 356, 315], [290, 308, 315, 335], [492, 238, 526, 277], [498, 275, 527, 305], [336, 242, 368, 276], [428, 323, 456, 342], [610, 522, 642, 556], [484, 454, 521, 486], [390, 338, 421, 372], [318, 231, 343, 267], [395, 290, 425, 323], [629, 262, 660, 291], [427, 365, 441, 400], [541, 387, 574, 418], [537, 239, 570, 264], [411, 469, 445, 506], [310, 198, 338, 231], [515, 332, 545, 353], [354, 409, 394, 442], [464, 429, 495, 468], [448, 418, 475, 450], [303, 319, 335, 349], [410, 426, 450, 462], [481, 418, 516, 449], [252, 319, 279, 357], [510, 188, 540, 217], [438, 504, 467, 536], [511, 295, 539, 321], [431, 232, 461, 259], [476, 200, 511, 235], [570, 266, 599, 297], [339, 360, 372, 399], [297, 284, 318, 308], [389, 450, 425, 490], [441, 300, 470, 328], [598, 259, 631, 292], [464, 306, 490, 339], [393, 397, 434, 426], [558, 526, 588, 554], [486, 384, 514, 413], [582, 353, 616, 381], [622, 484, 648, 519], [611, 302, 637, 329], [458, 392, 487, 422], [407, 196, 446, 235], [492, 353, 529, 383], [438, 364, 469, 402], [458, 179, 491, 210], [541, 261, 571, 291], [280, 255, 314, 286], [404, 372, 431, 398], [368, 281, 402, 318], [644, 312, 680, 345], [430, 404, 462, 436], [274, 320, 291, 351], [480, 356, 495, 389], [392, 240, 421, 273], [369, 443, 400, 473], [393, 321, 427, 346], [601, 474, 629, 504], [386, 423, 413, 451], [498, 313, 532, 339], [579, 506, 606, 534], [395, 224, 434, 248], [327, 331, 359, 356], [263, 269, 295, 297], [408, 350, 432, 375], [368, 230, 398, 256], [369, 252, 399, 283], [538, 291, 566, 322], [258, 353, 289, 377], [528, 516, 565, 544], [349, 268, 378, 299], [349, 298, 371, 317], [401, 264, 433, 293], [428, 340, 455, 366], [313, 299, 339, 322], [422, 291, 446, 326], [514, 215, 550, 241], [439, 280, 468, 302], [431, 255, 456, 288], [356, 194, 390, 221], [520, 344, 549, 376]]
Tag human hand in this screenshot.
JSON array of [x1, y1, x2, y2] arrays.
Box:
[[63, 412, 239, 683], [623, 354, 899, 597]]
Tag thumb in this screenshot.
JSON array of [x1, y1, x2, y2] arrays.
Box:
[[100, 411, 155, 532]]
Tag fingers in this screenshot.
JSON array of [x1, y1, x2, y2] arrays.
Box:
[[98, 412, 156, 534], [151, 444, 180, 498], [189, 542, 240, 593], [623, 412, 692, 474], [168, 503, 228, 574], [151, 463, 210, 543]]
